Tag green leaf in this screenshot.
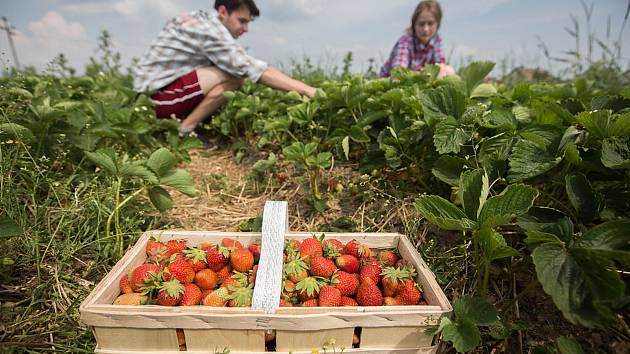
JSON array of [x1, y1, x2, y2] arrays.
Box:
[[459, 169, 488, 220], [524, 231, 565, 249], [0, 216, 22, 239], [453, 295, 499, 326], [478, 227, 519, 262], [478, 184, 539, 228], [518, 207, 574, 242], [0, 123, 35, 143], [442, 318, 481, 353], [85, 149, 118, 175], [478, 110, 517, 131], [148, 186, 173, 212], [609, 112, 630, 137], [565, 173, 598, 222], [160, 169, 196, 197], [341, 136, 350, 160], [508, 140, 562, 182], [433, 117, 470, 154], [556, 336, 584, 354], [315, 152, 332, 169], [349, 125, 370, 143], [532, 241, 624, 327], [578, 220, 630, 265], [415, 195, 476, 231], [432, 156, 468, 186], [575, 110, 613, 138], [146, 148, 177, 177], [512, 105, 532, 123], [470, 83, 497, 98], [421, 85, 466, 127], [459, 61, 495, 97], [119, 163, 160, 185], [601, 137, 630, 169]]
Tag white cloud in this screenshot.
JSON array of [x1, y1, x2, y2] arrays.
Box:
[[28, 11, 87, 40], [58, 0, 181, 20], [261, 0, 326, 22]]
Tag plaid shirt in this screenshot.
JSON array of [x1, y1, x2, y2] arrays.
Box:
[[133, 9, 268, 93], [378, 31, 445, 78]]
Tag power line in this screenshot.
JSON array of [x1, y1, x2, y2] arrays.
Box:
[[1, 16, 20, 70]]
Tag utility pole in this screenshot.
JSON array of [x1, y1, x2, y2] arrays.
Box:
[[0, 16, 20, 70]]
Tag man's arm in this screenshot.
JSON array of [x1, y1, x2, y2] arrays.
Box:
[[258, 66, 317, 98]]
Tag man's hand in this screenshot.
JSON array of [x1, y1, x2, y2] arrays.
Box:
[[259, 66, 318, 98]]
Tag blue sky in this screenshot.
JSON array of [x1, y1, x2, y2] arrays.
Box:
[[0, 0, 628, 75]]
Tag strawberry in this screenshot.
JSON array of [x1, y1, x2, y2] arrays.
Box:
[[165, 239, 187, 257], [301, 299, 319, 307], [119, 273, 133, 294], [227, 284, 254, 307], [359, 264, 381, 285], [356, 278, 383, 306], [113, 293, 148, 305], [202, 287, 230, 307], [164, 260, 195, 284], [248, 264, 258, 285], [318, 285, 342, 307], [383, 296, 401, 306], [200, 289, 212, 301], [395, 258, 409, 268], [130, 264, 162, 293], [216, 264, 233, 284], [377, 249, 399, 267], [221, 272, 248, 294], [206, 245, 230, 271], [180, 283, 203, 306], [146, 239, 168, 263], [230, 248, 254, 272], [331, 271, 359, 296], [341, 296, 358, 307], [248, 242, 262, 263], [156, 280, 185, 306], [184, 248, 207, 272], [362, 257, 382, 269], [284, 239, 301, 257], [194, 269, 218, 290], [282, 280, 296, 299], [279, 298, 293, 307], [295, 276, 323, 302], [309, 256, 337, 278], [299, 237, 323, 263], [221, 238, 243, 249], [343, 240, 371, 259], [322, 239, 343, 258], [284, 258, 309, 283], [335, 254, 360, 273], [395, 279, 422, 305]]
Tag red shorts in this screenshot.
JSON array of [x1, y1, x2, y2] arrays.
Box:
[[151, 71, 204, 119]]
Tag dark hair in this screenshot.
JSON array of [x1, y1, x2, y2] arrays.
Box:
[[411, 0, 442, 32], [214, 0, 260, 17]]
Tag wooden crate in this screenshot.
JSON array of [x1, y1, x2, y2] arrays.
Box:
[[81, 229, 451, 353]]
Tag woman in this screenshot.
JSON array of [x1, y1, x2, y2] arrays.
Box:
[[379, 0, 455, 78]]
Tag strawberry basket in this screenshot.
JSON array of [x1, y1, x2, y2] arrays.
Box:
[[80, 201, 452, 353]]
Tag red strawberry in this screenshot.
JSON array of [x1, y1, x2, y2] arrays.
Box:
[[356, 278, 383, 306], [309, 256, 337, 278], [299, 237, 323, 263], [221, 238, 243, 249], [318, 285, 342, 307], [248, 242, 262, 263], [194, 269, 218, 290], [202, 287, 230, 307], [216, 264, 233, 284], [359, 264, 381, 285], [283, 280, 296, 298], [164, 260, 195, 284], [146, 239, 168, 263], [165, 239, 187, 256], [200, 289, 212, 301], [301, 299, 319, 307], [322, 239, 343, 258], [119, 274, 133, 294], [130, 264, 162, 293], [395, 279, 422, 305], [343, 240, 371, 259], [377, 249, 399, 267], [341, 296, 358, 306], [156, 280, 185, 306], [180, 283, 203, 306], [295, 276, 322, 302], [184, 248, 207, 272], [279, 298, 293, 307], [335, 254, 360, 273], [362, 257, 382, 269], [230, 248, 254, 272], [395, 258, 409, 268], [206, 246, 230, 272], [331, 271, 359, 296]]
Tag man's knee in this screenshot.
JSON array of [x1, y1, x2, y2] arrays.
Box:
[[196, 66, 241, 94]]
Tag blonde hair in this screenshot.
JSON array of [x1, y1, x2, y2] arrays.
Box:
[[410, 0, 442, 33]]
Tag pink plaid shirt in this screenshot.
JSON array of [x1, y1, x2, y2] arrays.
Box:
[[379, 31, 445, 78]]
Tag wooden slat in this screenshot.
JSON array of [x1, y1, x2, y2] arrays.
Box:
[[185, 329, 265, 352], [276, 328, 354, 352], [361, 327, 434, 348], [95, 347, 437, 354], [93, 327, 179, 351]]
